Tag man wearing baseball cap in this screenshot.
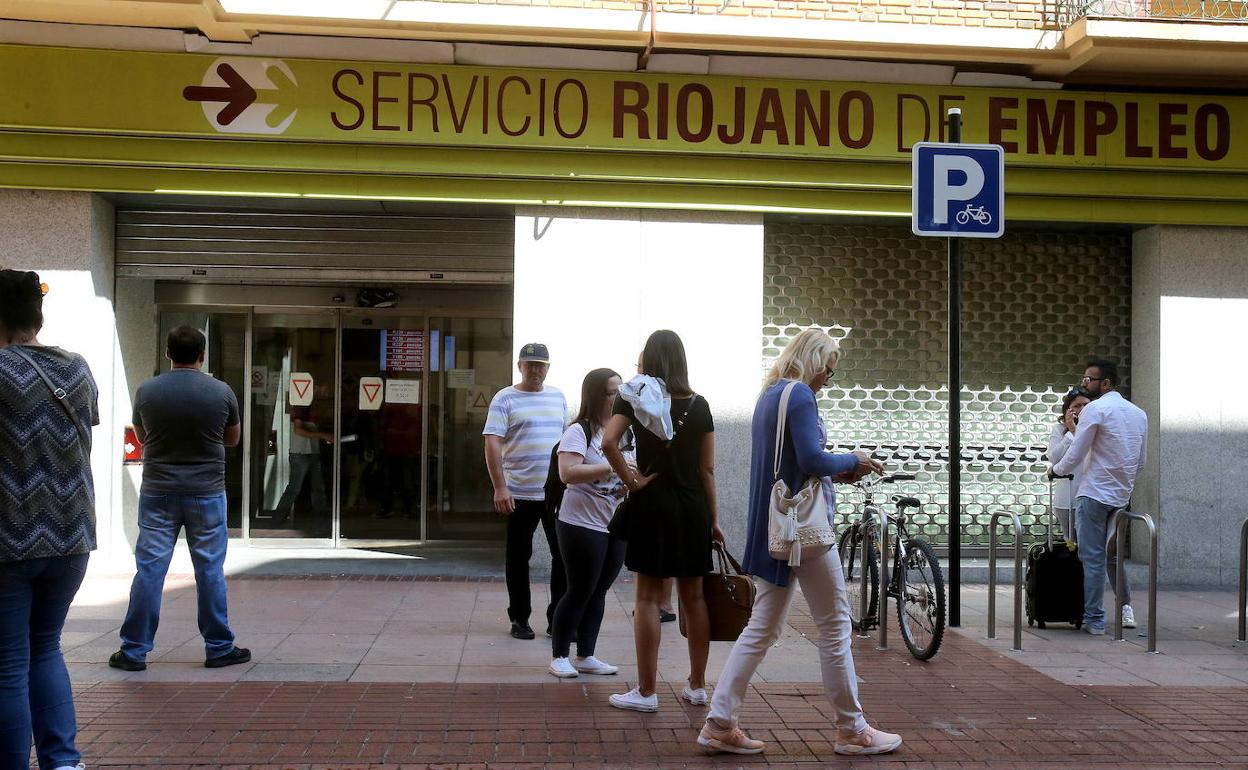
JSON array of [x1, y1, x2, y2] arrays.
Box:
[[483, 343, 569, 639]]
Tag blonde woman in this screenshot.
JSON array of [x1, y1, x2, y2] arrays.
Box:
[[696, 328, 902, 757]]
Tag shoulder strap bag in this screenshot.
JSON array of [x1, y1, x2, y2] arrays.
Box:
[[679, 541, 756, 642], [767, 381, 835, 567], [606, 394, 699, 541], [10, 346, 92, 462]]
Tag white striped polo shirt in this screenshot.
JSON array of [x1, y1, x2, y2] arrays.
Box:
[[482, 385, 567, 500]]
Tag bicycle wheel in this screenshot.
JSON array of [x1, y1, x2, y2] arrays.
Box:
[[896, 537, 946, 661], [838, 525, 878, 632]]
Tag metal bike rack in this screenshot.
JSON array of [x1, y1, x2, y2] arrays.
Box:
[[987, 511, 1025, 652], [1114, 510, 1159, 653], [877, 506, 889, 650], [855, 510, 890, 649], [1238, 519, 1247, 643]]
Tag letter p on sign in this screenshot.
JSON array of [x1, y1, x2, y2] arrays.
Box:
[[912, 143, 1004, 238]]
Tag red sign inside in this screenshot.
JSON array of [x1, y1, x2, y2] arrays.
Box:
[[381, 330, 424, 373]]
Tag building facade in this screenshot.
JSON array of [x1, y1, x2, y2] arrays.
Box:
[[1, 0, 1245, 584]]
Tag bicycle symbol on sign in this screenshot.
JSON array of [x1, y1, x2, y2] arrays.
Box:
[[955, 204, 992, 226]]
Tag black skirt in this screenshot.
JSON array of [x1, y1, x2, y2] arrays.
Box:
[[622, 478, 712, 578]]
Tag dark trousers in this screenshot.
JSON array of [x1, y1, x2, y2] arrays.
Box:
[[551, 521, 625, 659], [505, 499, 566, 627]]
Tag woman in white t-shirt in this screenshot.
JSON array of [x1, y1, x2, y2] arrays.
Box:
[[1047, 388, 1090, 544], [547, 368, 631, 679]]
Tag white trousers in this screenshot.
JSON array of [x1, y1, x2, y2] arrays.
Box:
[[708, 545, 868, 734]]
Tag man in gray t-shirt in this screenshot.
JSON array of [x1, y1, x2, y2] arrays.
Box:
[[111, 326, 251, 671]]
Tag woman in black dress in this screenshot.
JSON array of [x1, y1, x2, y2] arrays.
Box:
[[602, 330, 723, 712]]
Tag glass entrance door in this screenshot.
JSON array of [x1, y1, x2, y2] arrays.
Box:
[[248, 312, 337, 543], [339, 313, 426, 541], [198, 306, 513, 547]]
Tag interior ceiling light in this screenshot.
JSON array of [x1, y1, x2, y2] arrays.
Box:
[[218, 0, 396, 21]]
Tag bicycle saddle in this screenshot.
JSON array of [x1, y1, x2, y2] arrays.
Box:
[[892, 495, 921, 509]]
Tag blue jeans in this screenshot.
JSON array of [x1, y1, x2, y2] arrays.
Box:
[[1074, 495, 1130, 630], [120, 492, 235, 662], [0, 553, 89, 770]]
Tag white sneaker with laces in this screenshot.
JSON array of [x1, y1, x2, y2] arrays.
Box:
[[548, 657, 579, 678], [573, 655, 618, 675], [609, 687, 659, 712], [1121, 604, 1137, 629], [52, 765, 85, 770], [681, 686, 709, 706]]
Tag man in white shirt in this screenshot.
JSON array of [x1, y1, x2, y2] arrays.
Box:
[[1050, 359, 1147, 635], [483, 343, 568, 640]]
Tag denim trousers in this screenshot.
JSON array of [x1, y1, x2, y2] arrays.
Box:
[[276, 453, 329, 518], [120, 492, 236, 661], [708, 545, 868, 735], [1074, 495, 1131, 631], [0, 553, 89, 770]]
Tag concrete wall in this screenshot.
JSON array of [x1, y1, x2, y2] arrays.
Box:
[[514, 207, 764, 567], [1134, 226, 1248, 586], [0, 190, 122, 563]]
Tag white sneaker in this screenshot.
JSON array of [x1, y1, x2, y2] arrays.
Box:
[[1121, 604, 1137, 629], [609, 687, 659, 712], [573, 655, 618, 675], [681, 686, 709, 706], [52, 765, 85, 770], [548, 657, 579, 678]]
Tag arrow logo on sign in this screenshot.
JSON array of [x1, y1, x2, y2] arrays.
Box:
[[183, 63, 256, 126], [292, 377, 312, 400], [363, 383, 381, 404]]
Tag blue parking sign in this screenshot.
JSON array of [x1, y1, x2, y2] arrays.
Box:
[[912, 143, 1004, 238]]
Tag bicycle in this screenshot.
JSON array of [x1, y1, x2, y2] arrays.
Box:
[[836, 473, 947, 660], [955, 204, 992, 226]]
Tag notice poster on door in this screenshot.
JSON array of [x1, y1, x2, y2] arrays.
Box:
[[447, 368, 475, 388], [251, 366, 275, 405], [380, 329, 424, 373], [386, 379, 421, 405], [289, 372, 314, 406], [359, 376, 384, 411]]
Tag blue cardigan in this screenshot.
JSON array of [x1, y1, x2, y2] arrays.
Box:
[[740, 380, 859, 587]]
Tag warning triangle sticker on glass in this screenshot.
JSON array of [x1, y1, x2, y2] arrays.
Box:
[[359, 376, 384, 411], [289, 372, 314, 406]]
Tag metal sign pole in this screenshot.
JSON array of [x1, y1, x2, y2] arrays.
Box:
[[947, 107, 963, 628]]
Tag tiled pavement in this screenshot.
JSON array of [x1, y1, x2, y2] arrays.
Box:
[[51, 572, 1248, 769]]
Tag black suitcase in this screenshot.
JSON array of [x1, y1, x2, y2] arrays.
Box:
[[1025, 541, 1083, 629], [1025, 477, 1084, 629]]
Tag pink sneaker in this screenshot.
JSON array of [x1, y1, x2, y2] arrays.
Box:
[[834, 725, 902, 755], [697, 721, 765, 755]]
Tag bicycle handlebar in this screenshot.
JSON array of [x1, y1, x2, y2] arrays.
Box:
[[851, 472, 916, 489]]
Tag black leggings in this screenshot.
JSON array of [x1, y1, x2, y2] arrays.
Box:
[[551, 520, 626, 659]]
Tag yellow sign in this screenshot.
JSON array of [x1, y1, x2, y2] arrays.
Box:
[[0, 44, 1242, 171]]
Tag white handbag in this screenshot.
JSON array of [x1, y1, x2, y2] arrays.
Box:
[[767, 380, 836, 567]]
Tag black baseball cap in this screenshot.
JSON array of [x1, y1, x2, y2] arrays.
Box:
[[518, 343, 550, 363]]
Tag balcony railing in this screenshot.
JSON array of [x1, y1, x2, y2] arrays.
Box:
[[1054, 0, 1248, 28]]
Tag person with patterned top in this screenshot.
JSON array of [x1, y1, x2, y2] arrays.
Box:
[[483, 342, 568, 640], [0, 269, 98, 770]]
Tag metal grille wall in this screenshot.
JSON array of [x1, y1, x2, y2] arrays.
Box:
[[115, 208, 515, 283], [764, 221, 1132, 550]]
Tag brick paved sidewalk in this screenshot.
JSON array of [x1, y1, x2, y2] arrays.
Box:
[[51, 573, 1248, 769], [68, 632, 1248, 770]]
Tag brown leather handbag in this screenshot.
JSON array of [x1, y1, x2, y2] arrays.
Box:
[[679, 541, 756, 642]]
